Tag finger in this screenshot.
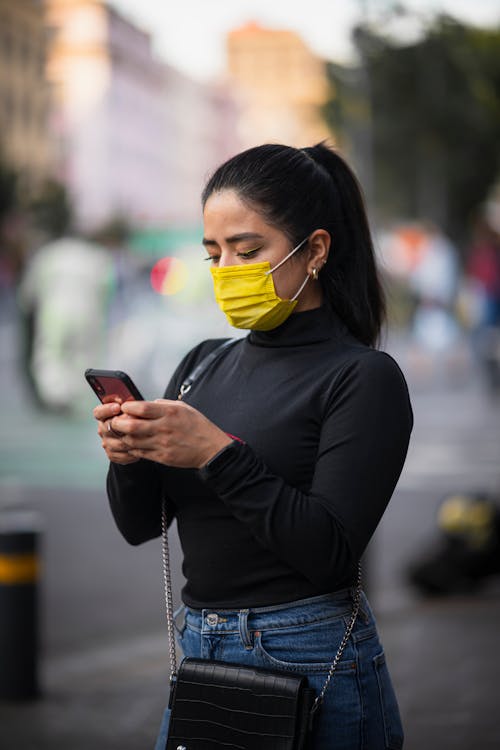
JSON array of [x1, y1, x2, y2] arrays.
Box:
[[101, 395, 124, 405], [97, 419, 122, 439], [112, 413, 160, 437], [103, 445, 139, 465], [103, 443, 130, 457], [93, 402, 122, 422], [118, 425, 161, 453], [123, 446, 158, 462], [100, 430, 133, 455], [107, 418, 125, 438], [120, 399, 178, 419]]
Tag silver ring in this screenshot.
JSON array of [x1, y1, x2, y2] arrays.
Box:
[[107, 419, 122, 438]]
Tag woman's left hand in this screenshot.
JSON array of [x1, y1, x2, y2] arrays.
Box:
[[109, 399, 233, 469]]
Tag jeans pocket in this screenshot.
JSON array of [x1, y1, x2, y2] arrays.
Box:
[[173, 604, 186, 645], [255, 620, 356, 675], [373, 651, 404, 750]]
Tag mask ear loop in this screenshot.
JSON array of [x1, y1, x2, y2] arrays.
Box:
[[290, 274, 310, 301], [265, 236, 310, 276]]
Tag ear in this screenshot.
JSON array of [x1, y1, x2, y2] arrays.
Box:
[[306, 229, 330, 277]]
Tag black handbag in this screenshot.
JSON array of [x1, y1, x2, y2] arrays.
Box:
[[161, 340, 362, 750], [165, 658, 315, 750]]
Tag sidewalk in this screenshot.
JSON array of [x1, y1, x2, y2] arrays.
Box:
[[382, 587, 500, 750]]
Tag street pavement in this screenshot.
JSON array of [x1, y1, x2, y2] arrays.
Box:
[[1, 304, 500, 749]]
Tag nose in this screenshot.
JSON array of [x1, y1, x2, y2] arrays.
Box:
[[218, 248, 242, 268]]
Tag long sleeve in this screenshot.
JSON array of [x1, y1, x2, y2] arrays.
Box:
[[199, 351, 413, 588], [107, 460, 167, 544], [106, 338, 229, 545]]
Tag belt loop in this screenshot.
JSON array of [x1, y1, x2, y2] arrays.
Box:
[[238, 609, 253, 649], [351, 582, 368, 623]]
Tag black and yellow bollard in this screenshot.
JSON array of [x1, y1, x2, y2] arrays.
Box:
[[0, 511, 42, 700]]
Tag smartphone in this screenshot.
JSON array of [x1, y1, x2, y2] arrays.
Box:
[[85, 368, 144, 404]]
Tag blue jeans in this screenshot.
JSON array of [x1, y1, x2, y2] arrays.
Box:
[[154, 588, 403, 750]]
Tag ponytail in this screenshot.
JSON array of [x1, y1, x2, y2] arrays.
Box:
[[303, 143, 385, 346]]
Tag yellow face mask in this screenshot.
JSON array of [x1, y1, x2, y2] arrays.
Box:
[[210, 237, 310, 331]]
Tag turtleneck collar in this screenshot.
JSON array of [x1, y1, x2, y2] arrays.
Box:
[[247, 304, 348, 348]]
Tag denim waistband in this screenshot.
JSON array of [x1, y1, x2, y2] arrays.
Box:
[[186, 587, 354, 615], [181, 587, 363, 634]]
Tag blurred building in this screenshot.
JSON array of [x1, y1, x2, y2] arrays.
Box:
[[0, 0, 52, 192], [227, 21, 332, 149], [161, 66, 241, 225], [45, 0, 241, 230]]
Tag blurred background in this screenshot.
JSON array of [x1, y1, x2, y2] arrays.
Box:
[[1, 1, 500, 748]]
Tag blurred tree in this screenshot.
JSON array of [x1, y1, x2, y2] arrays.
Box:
[[89, 215, 132, 248], [0, 157, 18, 225], [28, 178, 73, 239], [0, 156, 24, 280], [324, 14, 500, 246]]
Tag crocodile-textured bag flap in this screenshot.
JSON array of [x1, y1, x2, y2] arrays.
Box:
[[166, 657, 315, 750]]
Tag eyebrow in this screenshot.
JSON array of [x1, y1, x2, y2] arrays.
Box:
[[202, 232, 265, 247]]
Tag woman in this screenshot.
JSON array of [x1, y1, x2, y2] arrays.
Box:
[[94, 142, 413, 749]]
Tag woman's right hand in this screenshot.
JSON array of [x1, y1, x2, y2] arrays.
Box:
[[93, 401, 140, 465]]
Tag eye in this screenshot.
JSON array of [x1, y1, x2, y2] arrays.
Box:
[[203, 254, 220, 263], [237, 247, 261, 259]]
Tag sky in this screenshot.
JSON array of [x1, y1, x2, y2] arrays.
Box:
[[110, 0, 500, 81]]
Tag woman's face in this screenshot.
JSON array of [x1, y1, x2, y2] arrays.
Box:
[[202, 189, 324, 311]]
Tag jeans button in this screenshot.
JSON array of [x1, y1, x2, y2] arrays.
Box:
[[206, 613, 219, 626]]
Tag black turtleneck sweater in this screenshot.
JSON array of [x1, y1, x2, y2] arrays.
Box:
[[107, 306, 413, 608]]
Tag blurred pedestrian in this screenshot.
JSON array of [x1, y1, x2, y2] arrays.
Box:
[[407, 222, 465, 383], [409, 223, 460, 346], [18, 236, 115, 413], [466, 217, 500, 393], [93, 143, 413, 749]]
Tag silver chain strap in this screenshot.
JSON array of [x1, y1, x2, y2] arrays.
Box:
[[161, 497, 362, 704], [312, 562, 362, 713], [161, 501, 178, 679]]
